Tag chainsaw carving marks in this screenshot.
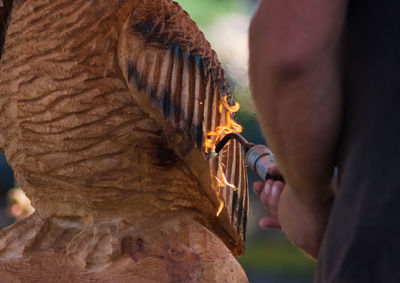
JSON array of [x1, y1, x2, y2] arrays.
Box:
[[0, 0, 197, 232], [121, 0, 248, 246]]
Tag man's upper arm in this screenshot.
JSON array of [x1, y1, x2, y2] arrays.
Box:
[[249, 0, 347, 76], [249, 0, 347, 191]]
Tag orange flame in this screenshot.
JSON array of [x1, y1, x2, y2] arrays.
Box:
[[204, 96, 242, 154], [204, 95, 243, 216], [216, 174, 237, 191], [216, 198, 224, 217]]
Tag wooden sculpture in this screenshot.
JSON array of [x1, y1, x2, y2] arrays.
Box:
[[0, 0, 249, 281]]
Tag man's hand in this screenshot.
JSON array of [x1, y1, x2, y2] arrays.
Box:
[[253, 177, 334, 260], [253, 180, 284, 229]]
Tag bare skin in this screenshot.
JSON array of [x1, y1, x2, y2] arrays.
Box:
[[249, 0, 347, 259], [253, 178, 333, 259]]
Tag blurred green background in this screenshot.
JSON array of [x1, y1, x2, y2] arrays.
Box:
[[175, 1, 316, 282]]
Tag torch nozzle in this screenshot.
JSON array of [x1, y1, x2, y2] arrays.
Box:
[[215, 133, 284, 182], [215, 133, 254, 154]]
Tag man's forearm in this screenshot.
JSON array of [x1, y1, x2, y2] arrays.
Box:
[[249, 0, 347, 199]]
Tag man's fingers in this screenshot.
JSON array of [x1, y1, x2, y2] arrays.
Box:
[[266, 181, 284, 216], [252, 181, 264, 198], [254, 179, 285, 221], [260, 179, 285, 216], [259, 216, 281, 229], [259, 179, 274, 214]]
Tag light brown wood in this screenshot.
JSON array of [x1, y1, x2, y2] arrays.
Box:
[[0, 0, 249, 281], [0, 213, 247, 282]]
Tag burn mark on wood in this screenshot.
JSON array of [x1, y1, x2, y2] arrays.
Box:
[[172, 45, 184, 125], [157, 143, 178, 166], [125, 50, 205, 146], [130, 4, 191, 53], [0, 0, 14, 61], [127, 61, 143, 91], [129, 0, 232, 97], [162, 87, 171, 118], [184, 54, 196, 132], [194, 55, 202, 68], [231, 190, 238, 223], [237, 199, 243, 227], [190, 123, 203, 148], [132, 18, 164, 46], [161, 46, 174, 119]]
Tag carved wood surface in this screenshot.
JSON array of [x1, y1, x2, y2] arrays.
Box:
[[0, 0, 249, 281], [0, 213, 248, 282], [119, 0, 248, 250]]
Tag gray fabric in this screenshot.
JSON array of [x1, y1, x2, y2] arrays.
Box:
[[316, 1, 400, 282]]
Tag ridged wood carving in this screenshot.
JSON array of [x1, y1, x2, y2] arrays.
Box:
[[0, 0, 248, 281]]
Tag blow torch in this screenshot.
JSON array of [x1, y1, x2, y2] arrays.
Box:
[[215, 133, 284, 182]]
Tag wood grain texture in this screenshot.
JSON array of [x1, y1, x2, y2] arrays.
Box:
[[0, 0, 248, 281], [0, 213, 248, 282]]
